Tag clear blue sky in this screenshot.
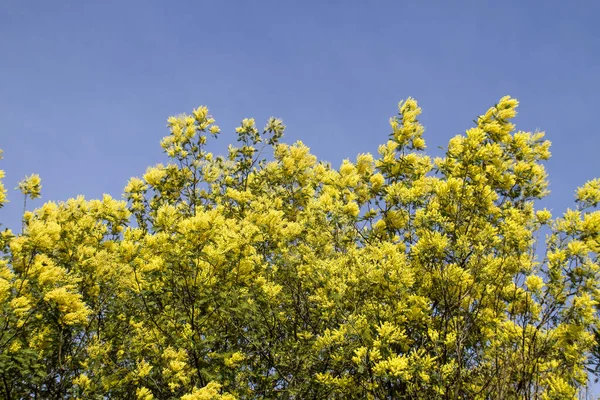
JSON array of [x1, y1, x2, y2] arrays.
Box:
[[1, 0, 599, 232]]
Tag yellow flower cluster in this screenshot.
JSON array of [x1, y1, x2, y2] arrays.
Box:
[[18, 173, 42, 199]]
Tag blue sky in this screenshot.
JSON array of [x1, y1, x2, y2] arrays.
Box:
[[1, 0, 599, 233]]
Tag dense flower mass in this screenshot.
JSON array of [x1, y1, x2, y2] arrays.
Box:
[[0, 97, 599, 399]]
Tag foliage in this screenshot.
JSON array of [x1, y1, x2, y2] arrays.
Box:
[[0, 97, 599, 399]]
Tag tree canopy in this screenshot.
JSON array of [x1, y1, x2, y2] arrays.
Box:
[[0, 96, 599, 399]]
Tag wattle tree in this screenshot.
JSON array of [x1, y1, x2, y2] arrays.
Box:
[[0, 96, 598, 399]]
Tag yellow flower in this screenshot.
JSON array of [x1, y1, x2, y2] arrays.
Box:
[[535, 209, 552, 224], [136, 359, 153, 378], [143, 165, 167, 186], [343, 202, 360, 217], [73, 373, 92, 389], [136, 387, 154, 400], [525, 275, 544, 292], [209, 125, 220, 135], [18, 174, 42, 199], [224, 351, 245, 368], [370, 173, 385, 190]]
